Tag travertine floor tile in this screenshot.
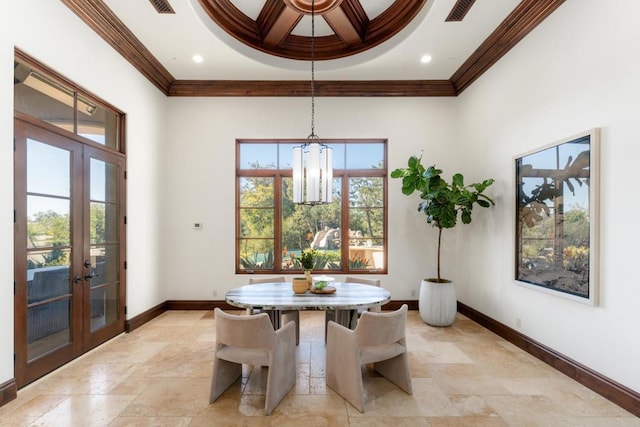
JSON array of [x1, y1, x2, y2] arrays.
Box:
[[32, 394, 136, 426], [108, 416, 192, 427], [3, 310, 637, 426]]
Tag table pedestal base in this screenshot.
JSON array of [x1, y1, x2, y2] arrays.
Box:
[[265, 308, 358, 332]]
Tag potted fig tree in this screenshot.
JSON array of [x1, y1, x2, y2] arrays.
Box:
[[391, 154, 495, 326]]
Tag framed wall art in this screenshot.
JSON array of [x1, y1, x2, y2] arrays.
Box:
[[514, 128, 600, 305]]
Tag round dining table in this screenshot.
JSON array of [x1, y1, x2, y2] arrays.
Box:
[[225, 281, 390, 329]]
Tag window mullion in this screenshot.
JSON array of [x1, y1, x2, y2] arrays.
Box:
[[274, 173, 282, 274], [341, 172, 350, 272]]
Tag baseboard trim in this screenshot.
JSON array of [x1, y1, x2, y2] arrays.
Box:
[[165, 300, 239, 311], [125, 301, 167, 332], [457, 301, 640, 418], [0, 379, 17, 407], [384, 300, 417, 311]]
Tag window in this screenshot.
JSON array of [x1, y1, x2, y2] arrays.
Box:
[[14, 53, 123, 151], [237, 139, 387, 274]]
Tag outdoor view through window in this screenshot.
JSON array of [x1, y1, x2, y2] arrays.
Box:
[[237, 140, 387, 274]]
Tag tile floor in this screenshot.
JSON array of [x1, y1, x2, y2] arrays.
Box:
[[1, 310, 638, 426]]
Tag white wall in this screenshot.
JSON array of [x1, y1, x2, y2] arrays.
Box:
[[161, 96, 458, 300], [0, 0, 17, 386], [456, 0, 640, 392], [1, 0, 167, 386]]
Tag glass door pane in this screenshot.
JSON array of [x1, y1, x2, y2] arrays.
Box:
[[25, 139, 73, 360], [87, 155, 121, 334]]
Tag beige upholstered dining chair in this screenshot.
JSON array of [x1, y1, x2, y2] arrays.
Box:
[[324, 276, 381, 341], [249, 276, 300, 345], [210, 308, 297, 415], [325, 304, 412, 413]]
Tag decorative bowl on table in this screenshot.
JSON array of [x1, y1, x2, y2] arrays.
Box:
[[311, 276, 336, 294]]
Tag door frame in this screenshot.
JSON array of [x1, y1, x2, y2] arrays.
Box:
[[13, 113, 126, 387]]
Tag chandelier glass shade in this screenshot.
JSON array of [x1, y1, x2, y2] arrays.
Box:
[[292, 137, 333, 204]]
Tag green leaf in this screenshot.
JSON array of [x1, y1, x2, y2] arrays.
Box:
[[439, 208, 457, 228], [477, 199, 491, 208], [424, 165, 442, 179], [401, 183, 415, 195], [452, 173, 464, 188], [428, 175, 443, 189], [473, 178, 495, 192], [478, 193, 495, 205], [461, 210, 471, 224], [408, 155, 420, 169], [390, 169, 405, 178]]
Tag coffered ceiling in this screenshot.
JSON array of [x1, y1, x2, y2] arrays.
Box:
[[60, 0, 565, 96]]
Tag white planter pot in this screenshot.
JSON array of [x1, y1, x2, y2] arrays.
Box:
[[418, 279, 457, 326]]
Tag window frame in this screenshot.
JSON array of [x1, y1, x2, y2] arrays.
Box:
[[14, 48, 126, 155], [236, 138, 388, 275]]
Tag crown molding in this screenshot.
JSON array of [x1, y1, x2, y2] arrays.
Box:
[[168, 79, 456, 97]]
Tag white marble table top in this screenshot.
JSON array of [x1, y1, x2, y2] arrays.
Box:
[[225, 281, 390, 311]]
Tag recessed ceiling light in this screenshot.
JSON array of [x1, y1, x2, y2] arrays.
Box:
[[192, 54, 204, 63], [420, 54, 432, 64]]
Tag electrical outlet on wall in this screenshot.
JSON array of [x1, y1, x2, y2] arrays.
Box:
[[516, 318, 522, 329]]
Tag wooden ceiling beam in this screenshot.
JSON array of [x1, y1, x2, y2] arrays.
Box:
[[323, 0, 367, 46], [258, 0, 303, 48]]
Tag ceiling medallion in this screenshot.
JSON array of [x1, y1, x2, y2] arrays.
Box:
[[196, 0, 428, 61], [283, 0, 343, 14]]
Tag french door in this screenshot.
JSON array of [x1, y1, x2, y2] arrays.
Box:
[[14, 117, 126, 387]]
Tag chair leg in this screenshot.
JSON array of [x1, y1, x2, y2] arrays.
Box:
[[325, 322, 366, 413], [210, 358, 242, 403], [264, 324, 297, 415], [373, 353, 413, 395], [264, 361, 296, 415]]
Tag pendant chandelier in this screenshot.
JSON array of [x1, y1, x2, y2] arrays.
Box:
[[292, 0, 333, 205]]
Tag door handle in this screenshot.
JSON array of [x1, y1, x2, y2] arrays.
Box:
[[84, 274, 94, 280]]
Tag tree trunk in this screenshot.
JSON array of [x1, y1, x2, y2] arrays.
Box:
[[437, 227, 443, 281]]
